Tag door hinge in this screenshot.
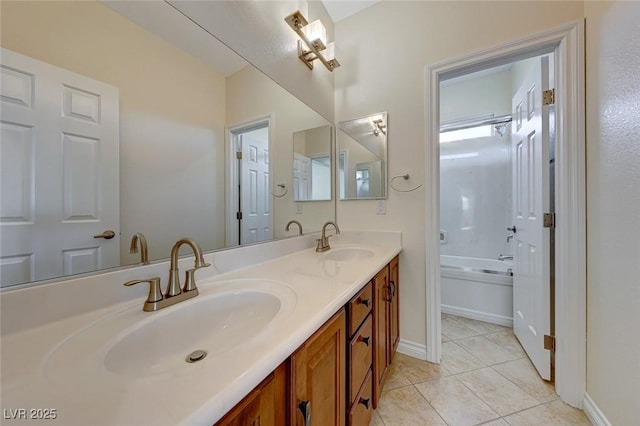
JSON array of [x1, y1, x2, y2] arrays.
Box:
[[543, 212, 555, 228], [544, 334, 556, 352], [236, 151, 243, 160], [236, 211, 243, 220], [543, 89, 555, 106]]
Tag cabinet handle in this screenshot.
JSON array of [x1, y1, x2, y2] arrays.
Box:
[[385, 284, 392, 302], [298, 400, 311, 426], [390, 280, 396, 297], [359, 397, 371, 409], [359, 297, 370, 307], [358, 336, 371, 346]]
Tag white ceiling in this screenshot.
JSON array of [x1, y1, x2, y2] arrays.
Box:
[[321, 0, 382, 23]]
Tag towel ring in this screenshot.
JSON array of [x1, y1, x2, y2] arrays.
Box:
[[390, 174, 422, 192], [272, 183, 288, 198]]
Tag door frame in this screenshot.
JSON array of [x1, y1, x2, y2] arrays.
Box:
[[225, 114, 273, 247], [424, 20, 585, 407]]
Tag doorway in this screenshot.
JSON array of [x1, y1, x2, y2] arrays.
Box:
[[425, 21, 586, 407], [438, 54, 555, 383], [226, 117, 273, 246]]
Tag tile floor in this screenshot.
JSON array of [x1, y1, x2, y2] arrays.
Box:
[[370, 314, 591, 426]]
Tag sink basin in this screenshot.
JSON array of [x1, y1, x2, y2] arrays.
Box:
[[44, 279, 295, 382], [105, 291, 281, 377], [324, 247, 375, 262]]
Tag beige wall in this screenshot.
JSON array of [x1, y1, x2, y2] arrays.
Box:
[[226, 65, 333, 238], [335, 0, 584, 351], [1, 1, 227, 263], [584, 1, 640, 424]]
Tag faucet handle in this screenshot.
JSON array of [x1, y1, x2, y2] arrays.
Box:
[[182, 269, 200, 293], [124, 277, 163, 306]]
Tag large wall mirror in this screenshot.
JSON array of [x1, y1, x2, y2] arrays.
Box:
[[0, 0, 334, 288], [337, 112, 388, 199]]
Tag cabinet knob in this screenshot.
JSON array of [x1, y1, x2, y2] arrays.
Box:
[[389, 280, 396, 297], [359, 336, 371, 346], [359, 397, 371, 409], [298, 400, 311, 426], [359, 297, 370, 307]]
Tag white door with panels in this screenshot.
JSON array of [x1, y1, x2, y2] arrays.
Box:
[[239, 128, 272, 244], [0, 48, 119, 287], [510, 56, 552, 380], [293, 152, 311, 200]]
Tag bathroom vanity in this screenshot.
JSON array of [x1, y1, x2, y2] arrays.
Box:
[[0, 231, 401, 425], [216, 255, 400, 426]]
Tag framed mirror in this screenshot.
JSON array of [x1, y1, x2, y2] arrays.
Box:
[[337, 112, 388, 200], [0, 1, 334, 288], [293, 125, 333, 202]]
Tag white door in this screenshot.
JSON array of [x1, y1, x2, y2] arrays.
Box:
[[293, 152, 311, 201], [239, 127, 272, 244], [511, 56, 552, 379], [0, 49, 119, 287]]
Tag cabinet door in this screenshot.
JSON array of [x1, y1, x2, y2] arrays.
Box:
[[373, 265, 390, 406], [389, 255, 400, 358], [291, 309, 346, 426], [216, 362, 287, 426]]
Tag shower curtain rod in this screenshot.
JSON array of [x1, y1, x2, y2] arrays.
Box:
[[440, 114, 512, 133]]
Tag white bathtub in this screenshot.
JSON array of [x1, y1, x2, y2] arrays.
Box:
[[440, 255, 513, 327]]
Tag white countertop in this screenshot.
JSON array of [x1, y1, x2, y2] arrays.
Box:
[[0, 231, 401, 425]]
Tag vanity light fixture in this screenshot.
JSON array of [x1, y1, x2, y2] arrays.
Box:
[[284, 11, 340, 71], [372, 118, 387, 136]]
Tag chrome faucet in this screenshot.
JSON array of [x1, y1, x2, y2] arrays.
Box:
[[124, 238, 210, 312], [129, 232, 149, 265], [498, 254, 513, 261], [316, 221, 340, 252], [285, 220, 303, 235]]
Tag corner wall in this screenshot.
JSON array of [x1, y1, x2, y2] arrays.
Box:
[[584, 2, 640, 424]]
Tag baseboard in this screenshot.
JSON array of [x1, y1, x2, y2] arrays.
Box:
[[583, 393, 612, 426], [397, 339, 428, 361], [441, 304, 513, 327]]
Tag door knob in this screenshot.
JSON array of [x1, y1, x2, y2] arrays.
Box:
[[507, 225, 517, 233], [93, 230, 116, 239]]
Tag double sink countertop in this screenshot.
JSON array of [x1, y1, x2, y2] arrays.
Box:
[[0, 231, 401, 425]]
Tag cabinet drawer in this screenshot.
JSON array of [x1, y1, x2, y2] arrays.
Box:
[[348, 282, 372, 336], [348, 369, 373, 426], [349, 313, 373, 404]]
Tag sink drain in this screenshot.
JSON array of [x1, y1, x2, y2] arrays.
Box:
[[186, 349, 207, 363]]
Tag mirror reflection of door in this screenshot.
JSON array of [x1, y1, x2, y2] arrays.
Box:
[[292, 125, 333, 201], [230, 123, 272, 245]]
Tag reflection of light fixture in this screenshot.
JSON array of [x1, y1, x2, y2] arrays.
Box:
[[372, 118, 386, 136], [284, 11, 340, 72]]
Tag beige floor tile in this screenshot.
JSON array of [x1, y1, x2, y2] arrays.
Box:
[[416, 376, 500, 426], [383, 361, 412, 390], [455, 317, 509, 335], [479, 419, 510, 425], [376, 385, 446, 425], [457, 367, 539, 416], [393, 353, 450, 384], [503, 399, 591, 425], [456, 336, 521, 365], [370, 411, 385, 426], [441, 341, 485, 374], [442, 316, 481, 340], [483, 330, 526, 359], [493, 358, 557, 403]]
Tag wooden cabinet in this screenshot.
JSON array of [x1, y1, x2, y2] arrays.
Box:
[[215, 362, 287, 426], [290, 309, 346, 426], [373, 255, 400, 407], [347, 283, 374, 425]]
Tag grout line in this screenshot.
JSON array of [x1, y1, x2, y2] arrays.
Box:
[[411, 382, 451, 426]]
